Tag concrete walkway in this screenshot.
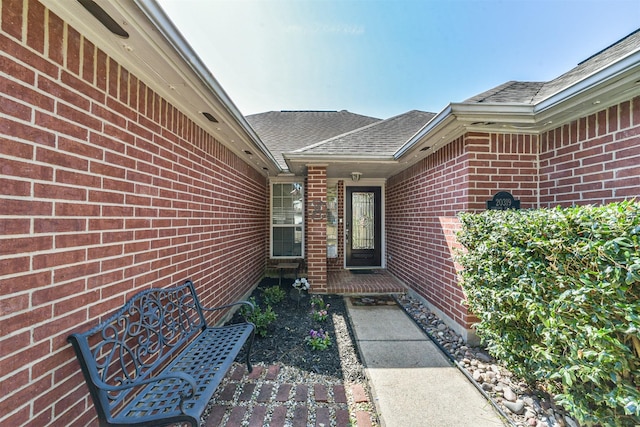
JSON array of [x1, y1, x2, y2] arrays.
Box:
[[346, 299, 507, 427]]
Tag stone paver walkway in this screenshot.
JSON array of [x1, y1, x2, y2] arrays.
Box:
[[204, 364, 375, 426]]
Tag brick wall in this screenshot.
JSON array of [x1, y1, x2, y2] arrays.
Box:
[[0, 1, 268, 425], [386, 133, 539, 333], [387, 97, 640, 336], [540, 96, 640, 206], [305, 165, 328, 292]]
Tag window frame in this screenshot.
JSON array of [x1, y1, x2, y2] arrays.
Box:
[[270, 179, 305, 259]]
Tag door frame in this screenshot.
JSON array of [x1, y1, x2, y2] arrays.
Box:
[[343, 181, 385, 268]]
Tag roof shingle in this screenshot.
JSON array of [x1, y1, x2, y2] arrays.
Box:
[[245, 110, 381, 169], [293, 110, 436, 156]]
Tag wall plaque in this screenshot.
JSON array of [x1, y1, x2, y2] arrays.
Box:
[[486, 191, 520, 210]]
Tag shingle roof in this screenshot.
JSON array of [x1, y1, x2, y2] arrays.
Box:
[[293, 110, 436, 156], [465, 28, 640, 105], [533, 28, 640, 103], [464, 81, 545, 104], [245, 110, 381, 169]]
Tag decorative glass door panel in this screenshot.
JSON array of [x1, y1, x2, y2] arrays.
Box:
[[352, 192, 375, 250], [346, 187, 381, 267]]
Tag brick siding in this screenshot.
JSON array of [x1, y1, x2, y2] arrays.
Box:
[[387, 97, 640, 332], [0, 1, 268, 425], [540, 97, 640, 206]]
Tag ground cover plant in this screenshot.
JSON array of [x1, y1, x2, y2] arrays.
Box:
[[457, 201, 640, 426]]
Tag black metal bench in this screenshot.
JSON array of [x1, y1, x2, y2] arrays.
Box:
[[68, 280, 255, 427]]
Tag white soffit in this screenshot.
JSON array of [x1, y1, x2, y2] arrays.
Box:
[[39, 0, 281, 176]]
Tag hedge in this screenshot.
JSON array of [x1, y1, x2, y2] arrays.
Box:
[[456, 201, 640, 426]]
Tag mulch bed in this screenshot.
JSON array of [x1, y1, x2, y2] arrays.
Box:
[[234, 277, 366, 383]]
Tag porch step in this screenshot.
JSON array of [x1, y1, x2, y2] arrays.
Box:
[[328, 269, 407, 295]]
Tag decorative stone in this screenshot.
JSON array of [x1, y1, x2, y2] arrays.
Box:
[[503, 387, 517, 402], [481, 382, 494, 392], [504, 400, 525, 415]]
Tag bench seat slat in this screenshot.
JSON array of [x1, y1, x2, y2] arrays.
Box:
[[116, 323, 253, 424]]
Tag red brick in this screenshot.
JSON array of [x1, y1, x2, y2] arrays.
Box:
[[294, 384, 308, 402], [275, 383, 292, 402], [238, 383, 255, 401], [247, 365, 263, 380], [315, 407, 331, 427], [0, 339, 49, 377], [0, 406, 30, 427], [33, 310, 87, 342], [335, 409, 351, 427], [269, 406, 288, 427], [204, 405, 228, 427], [0, 235, 53, 256], [47, 10, 64, 65], [356, 411, 373, 427], [35, 111, 88, 140], [351, 383, 369, 403], [333, 385, 347, 403], [313, 384, 328, 402], [2, 0, 23, 40], [226, 406, 246, 426], [292, 406, 308, 427], [218, 383, 236, 401], [256, 383, 273, 402], [265, 364, 280, 380], [26, 0, 45, 53], [247, 405, 267, 427]]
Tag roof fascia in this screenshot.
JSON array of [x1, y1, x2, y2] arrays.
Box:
[[535, 50, 640, 115], [395, 105, 457, 159], [133, 0, 282, 173]]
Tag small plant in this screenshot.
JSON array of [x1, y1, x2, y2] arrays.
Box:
[[310, 295, 330, 322], [240, 297, 277, 337], [305, 329, 331, 351], [263, 285, 285, 305]]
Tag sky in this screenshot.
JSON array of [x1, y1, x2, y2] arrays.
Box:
[[155, 0, 640, 119]]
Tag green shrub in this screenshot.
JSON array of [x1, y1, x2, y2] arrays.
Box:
[[262, 285, 286, 306], [240, 297, 277, 337], [456, 201, 640, 426]]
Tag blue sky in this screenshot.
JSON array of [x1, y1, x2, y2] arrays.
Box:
[[156, 0, 640, 119]]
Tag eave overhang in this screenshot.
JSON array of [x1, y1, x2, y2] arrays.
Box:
[[283, 153, 399, 179], [396, 49, 640, 170], [39, 0, 282, 176]]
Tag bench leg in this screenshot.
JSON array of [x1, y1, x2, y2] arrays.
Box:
[[245, 328, 255, 373]]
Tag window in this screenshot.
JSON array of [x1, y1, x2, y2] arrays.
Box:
[[271, 182, 303, 258]]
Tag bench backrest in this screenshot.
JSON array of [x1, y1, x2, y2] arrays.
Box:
[[68, 281, 206, 420]]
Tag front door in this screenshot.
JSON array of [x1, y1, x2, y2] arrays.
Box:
[[346, 187, 381, 267]]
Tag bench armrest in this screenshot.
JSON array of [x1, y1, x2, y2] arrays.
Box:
[[92, 372, 198, 413]]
